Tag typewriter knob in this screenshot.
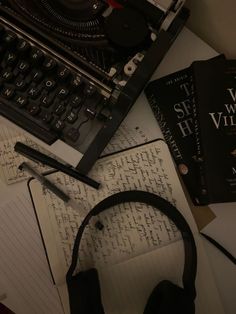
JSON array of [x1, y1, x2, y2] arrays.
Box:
[[104, 7, 149, 52]]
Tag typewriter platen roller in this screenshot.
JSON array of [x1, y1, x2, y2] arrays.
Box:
[[0, 0, 189, 173]]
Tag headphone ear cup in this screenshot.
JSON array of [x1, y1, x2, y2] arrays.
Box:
[[144, 280, 195, 314], [67, 268, 104, 314]]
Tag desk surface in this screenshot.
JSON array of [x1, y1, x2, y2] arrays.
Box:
[[0, 27, 235, 314]]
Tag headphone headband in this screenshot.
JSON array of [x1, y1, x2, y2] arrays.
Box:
[[67, 190, 197, 299]]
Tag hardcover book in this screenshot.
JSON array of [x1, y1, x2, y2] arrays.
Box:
[[192, 57, 236, 204], [144, 67, 198, 203]]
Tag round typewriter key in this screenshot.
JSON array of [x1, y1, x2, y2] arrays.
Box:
[[70, 95, 83, 108], [17, 39, 30, 53], [66, 110, 78, 124], [4, 52, 17, 66], [1, 69, 13, 82], [27, 104, 41, 116], [66, 127, 80, 142], [30, 48, 44, 63], [57, 66, 70, 80], [71, 75, 83, 88], [30, 69, 43, 83], [14, 95, 28, 108], [3, 31, 17, 46], [44, 79, 56, 90], [43, 58, 57, 71], [40, 110, 53, 123], [84, 84, 96, 96], [51, 119, 65, 132], [40, 95, 53, 107], [1, 87, 15, 99], [15, 76, 27, 91], [17, 61, 30, 73]]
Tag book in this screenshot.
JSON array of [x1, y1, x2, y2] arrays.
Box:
[[144, 67, 198, 203], [28, 140, 225, 314], [192, 57, 236, 204]]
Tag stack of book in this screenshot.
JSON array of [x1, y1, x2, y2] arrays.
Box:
[[145, 55, 236, 205]]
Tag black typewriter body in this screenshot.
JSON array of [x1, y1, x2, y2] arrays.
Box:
[[0, 0, 189, 173]]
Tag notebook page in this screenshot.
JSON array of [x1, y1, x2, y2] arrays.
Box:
[[0, 134, 52, 185], [102, 93, 162, 155], [99, 236, 225, 314], [0, 123, 23, 141], [29, 141, 198, 286], [46, 237, 226, 314], [0, 193, 64, 314]]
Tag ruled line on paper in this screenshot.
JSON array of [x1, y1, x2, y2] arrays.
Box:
[[0, 124, 23, 142], [0, 132, 52, 185], [0, 193, 64, 314]]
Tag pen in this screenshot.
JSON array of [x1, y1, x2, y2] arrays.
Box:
[[14, 142, 100, 189], [19, 162, 71, 203], [19, 162, 103, 228]]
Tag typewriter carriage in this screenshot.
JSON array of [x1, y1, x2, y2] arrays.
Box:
[[1, 0, 187, 85]]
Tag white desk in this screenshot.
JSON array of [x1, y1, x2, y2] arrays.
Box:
[[0, 27, 235, 314], [202, 203, 236, 314], [154, 28, 236, 314]]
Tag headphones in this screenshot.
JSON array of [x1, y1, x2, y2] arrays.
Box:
[[66, 190, 197, 314]]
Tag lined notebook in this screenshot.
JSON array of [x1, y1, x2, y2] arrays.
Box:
[[0, 193, 64, 314], [29, 140, 225, 314]]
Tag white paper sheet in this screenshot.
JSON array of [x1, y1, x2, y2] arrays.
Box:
[[0, 193, 64, 314]]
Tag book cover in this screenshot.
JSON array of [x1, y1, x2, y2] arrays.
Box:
[[144, 67, 198, 203], [192, 57, 236, 204]]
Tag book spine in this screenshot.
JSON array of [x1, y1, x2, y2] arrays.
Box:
[[146, 93, 184, 162], [191, 77, 209, 205]]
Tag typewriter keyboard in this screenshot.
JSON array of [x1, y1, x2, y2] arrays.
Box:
[[0, 20, 111, 152]]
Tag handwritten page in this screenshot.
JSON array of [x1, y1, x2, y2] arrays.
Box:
[[0, 134, 52, 184], [29, 141, 198, 282], [0, 123, 23, 141], [0, 126, 54, 184], [0, 193, 64, 314]]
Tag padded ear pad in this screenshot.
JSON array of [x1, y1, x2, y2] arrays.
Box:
[[144, 280, 195, 314], [67, 268, 104, 314]]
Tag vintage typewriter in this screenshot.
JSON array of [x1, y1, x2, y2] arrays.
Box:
[[0, 0, 189, 173]]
